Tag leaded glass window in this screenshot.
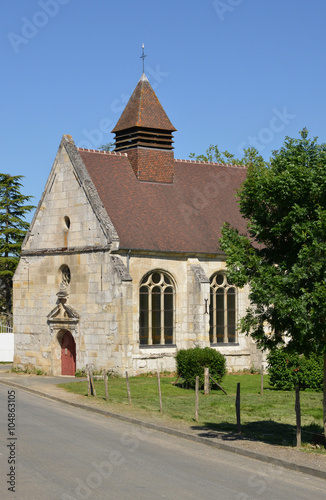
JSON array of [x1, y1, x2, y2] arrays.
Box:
[[209, 272, 236, 343], [139, 271, 175, 346]]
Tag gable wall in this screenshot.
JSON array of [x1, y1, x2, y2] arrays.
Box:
[[13, 142, 133, 375], [24, 144, 108, 252]]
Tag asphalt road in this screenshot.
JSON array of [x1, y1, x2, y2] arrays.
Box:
[[0, 384, 325, 500]]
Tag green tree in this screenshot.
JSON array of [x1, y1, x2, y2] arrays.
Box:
[[190, 144, 267, 168], [99, 142, 115, 152], [219, 130, 326, 437], [0, 175, 34, 324]]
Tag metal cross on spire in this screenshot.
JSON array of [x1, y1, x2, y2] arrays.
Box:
[[140, 43, 147, 73]]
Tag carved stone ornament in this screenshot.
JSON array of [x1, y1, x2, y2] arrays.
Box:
[[47, 285, 79, 328]]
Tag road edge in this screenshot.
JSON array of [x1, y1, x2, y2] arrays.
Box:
[[1, 379, 325, 480]]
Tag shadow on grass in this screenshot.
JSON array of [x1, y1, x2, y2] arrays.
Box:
[[191, 421, 324, 447]]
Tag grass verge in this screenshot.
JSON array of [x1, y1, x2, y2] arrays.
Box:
[[58, 373, 324, 451]]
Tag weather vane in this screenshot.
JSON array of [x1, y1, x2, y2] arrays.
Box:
[[140, 43, 147, 73]]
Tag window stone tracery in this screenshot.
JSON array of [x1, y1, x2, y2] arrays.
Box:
[[139, 271, 175, 346], [209, 272, 236, 344]]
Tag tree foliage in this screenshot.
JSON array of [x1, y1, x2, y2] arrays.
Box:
[[0, 174, 34, 322], [99, 142, 115, 152], [193, 133, 326, 437], [219, 130, 326, 357], [267, 347, 323, 391], [190, 144, 267, 169]]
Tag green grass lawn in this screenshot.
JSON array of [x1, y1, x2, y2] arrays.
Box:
[[58, 373, 324, 450]]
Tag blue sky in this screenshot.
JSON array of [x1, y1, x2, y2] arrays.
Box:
[[1, 0, 326, 219]]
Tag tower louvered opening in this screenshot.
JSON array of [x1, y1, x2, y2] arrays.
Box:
[[114, 127, 174, 152]]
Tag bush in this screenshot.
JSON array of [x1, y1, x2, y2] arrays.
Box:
[[176, 347, 226, 389], [267, 347, 323, 391]]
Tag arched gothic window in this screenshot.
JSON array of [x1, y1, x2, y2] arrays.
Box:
[[209, 272, 236, 344], [139, 271, 175, 346]]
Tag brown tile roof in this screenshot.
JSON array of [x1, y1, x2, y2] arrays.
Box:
[[112, 74, 176, 133], [78, 148, 247, 254]]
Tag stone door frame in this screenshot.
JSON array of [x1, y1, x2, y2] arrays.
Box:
[[48, 322, 79, 376], [47, 289, 80, 376]]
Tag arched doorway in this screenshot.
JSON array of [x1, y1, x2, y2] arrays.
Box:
[[60, 331, 76, 376]]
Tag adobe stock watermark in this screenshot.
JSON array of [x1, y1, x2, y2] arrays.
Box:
[[61, 425, 153, 499], [77, 64, 169, 150], [236, 463, 284, 499], [61, 451, 125, 500], [7, 0, 72, 54], [179, 168, 231, 226], [237, 106, 296, 154], [213, 0, 244, 22]]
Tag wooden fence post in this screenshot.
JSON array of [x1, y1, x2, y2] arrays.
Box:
[[86, 364, 96, 396], [295, 385, 301, 447], [157, 371, 163, 413], [86, 364, 91, 397], [195, 376, 199, 422], [103, 369, 109, 401], [236, 382, 241, 433], [209, 375, 227, 395], [126, 371, 131, 404], [89, 366, 96, 396], [261, 364, 264, 396], [204, 367, 210, 395]]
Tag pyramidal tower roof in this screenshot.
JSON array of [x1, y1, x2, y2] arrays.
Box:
[[111, 72, 176, 183], [112, 73, 176, 133]]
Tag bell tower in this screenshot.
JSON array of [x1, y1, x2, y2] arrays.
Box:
[[112, 73, 177, 183]]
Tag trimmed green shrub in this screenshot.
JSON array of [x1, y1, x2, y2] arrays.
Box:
[[267, 347, 323, 391], [176, 347, 226, 389]]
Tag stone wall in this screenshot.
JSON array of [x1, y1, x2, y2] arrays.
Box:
[[13, 251, 133, 375], [14, 247, 262, 376], [118, 253, 262, 374], [23, 141, 109, 253]]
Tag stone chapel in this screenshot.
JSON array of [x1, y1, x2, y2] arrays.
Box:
[[13, 73, 262, 376]]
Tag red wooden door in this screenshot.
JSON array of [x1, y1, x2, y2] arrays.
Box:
[[61, 332, 76, 376]]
